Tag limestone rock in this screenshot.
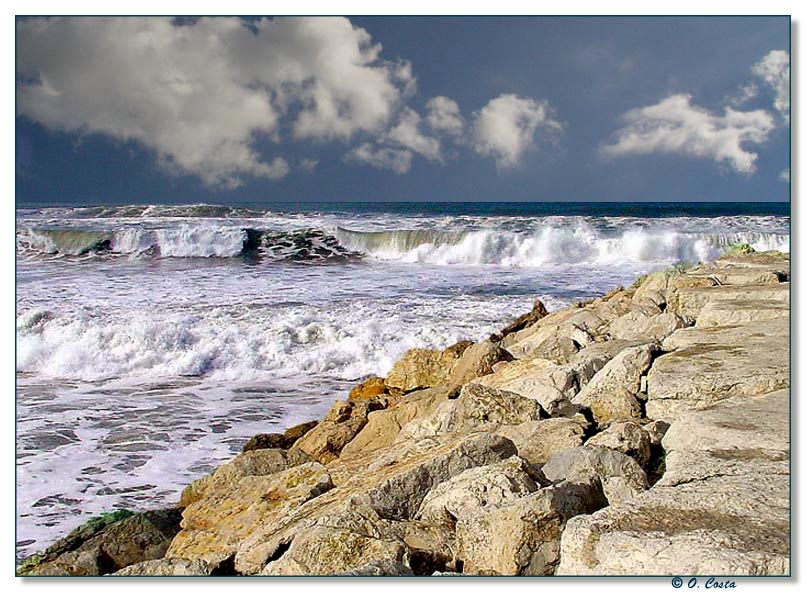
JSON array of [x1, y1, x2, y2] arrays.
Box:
[[233, 433, 516, 574], [416, 456, 540, 522], [646, 318, 789, 419], [573, 344, 656, 425], [608, 311, 686, 342], [505, 322, 594, 360], [696, 298, 789, 328], [642, 419, 671, 447], [585, 421, 651, 467], [293, 398, 387, 464], [472, 358, 575, 411], [456, 481, 607, 575], [262, 525, 408, 575], [340, 387, 451, 462], [340, 560, 415, 576], [168, 462, 334, 569], [496, 418, 586, 465], [557, 473, 789, 576], [385, 342, 472, 391], [395, 384, 545, 441], [557, 389, 790, 576], [23, 509, 182, 576], [111, 558, 212, 576], [542, 447, 648, 504], [180, 447, 312, 507], [668, 283, 789, 322], [348, 376, 387, 400], [447, 340, 514, 386]]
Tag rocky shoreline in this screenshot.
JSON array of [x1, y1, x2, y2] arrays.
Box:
[[19, 250, 791, 577]]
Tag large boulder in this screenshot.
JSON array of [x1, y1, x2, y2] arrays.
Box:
[[384, 342, 472, 391], [490, 299, 550, 342], [395, 384, 545, 441], [262, 525, 408, 575], [180, 447, 312, 507], [668, 283, 789, 322], [573, 344, 656, 426], [111, 558, 213, 576], [585, 421, 652, 467], [415, 456, 540, 522], [447, 340, 514, 387], [455, 481, 607, 575], [471, 358, 576, 411], [608, 311, 686, 342], [232, 433, 517, 574], [292, 398, 388, 464], [696, 298, 789, 328], [339, 387, 451, 462], [167, 462, 334, 570], [22, 509, 182, 576], [496, 418, 586, 465], [542, 447, 648, 505]]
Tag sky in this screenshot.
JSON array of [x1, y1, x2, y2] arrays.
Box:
[[14, 15, 791, 204]]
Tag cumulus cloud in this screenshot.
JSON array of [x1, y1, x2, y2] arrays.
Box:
[[425, 96, 464, 135], [752, 50, 790, 122], [16, 16, 412, 188], [780, 168, 790, 183], [345, 143, 413, 174], [600, 94, 775, 174], [470, 94, 562, 169]]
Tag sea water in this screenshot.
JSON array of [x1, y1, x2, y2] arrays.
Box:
[[15, 201, 790, 559]]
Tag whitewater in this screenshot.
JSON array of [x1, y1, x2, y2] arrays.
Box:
[[15, 202, 790, 560]]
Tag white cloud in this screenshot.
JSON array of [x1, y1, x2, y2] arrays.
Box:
[[752, 50, 790, 122], [600, 94, 775, 174], [780, 168, 790, 183], [16, 16, 412, 188], [386, 107, 443, 162], [425, 96, 464, 135], [470, 94, 562, 169], [345, 143, 413, 174]]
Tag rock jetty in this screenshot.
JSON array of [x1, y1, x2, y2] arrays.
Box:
[[19, 250, 790, 576]]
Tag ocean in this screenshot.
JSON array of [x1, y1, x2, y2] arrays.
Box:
[[14, 201, 790, 560]]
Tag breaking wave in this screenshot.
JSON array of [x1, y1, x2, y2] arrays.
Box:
[[16, 224, 789, 265]]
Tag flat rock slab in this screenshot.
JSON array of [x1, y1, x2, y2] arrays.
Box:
[[669, 283, 789, 322], [646, 319, 788, 419], [696, 298, 789, 328], [558, 389, 789, 576]]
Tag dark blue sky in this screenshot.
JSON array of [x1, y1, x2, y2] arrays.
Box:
[[16, 16, 790, 204]]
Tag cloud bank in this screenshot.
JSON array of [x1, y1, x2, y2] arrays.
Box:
[[17, 17, 412, 188]]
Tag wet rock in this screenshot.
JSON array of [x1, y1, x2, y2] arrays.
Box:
[[22, 509, 182, 576], [242, 420, 318, 452]]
